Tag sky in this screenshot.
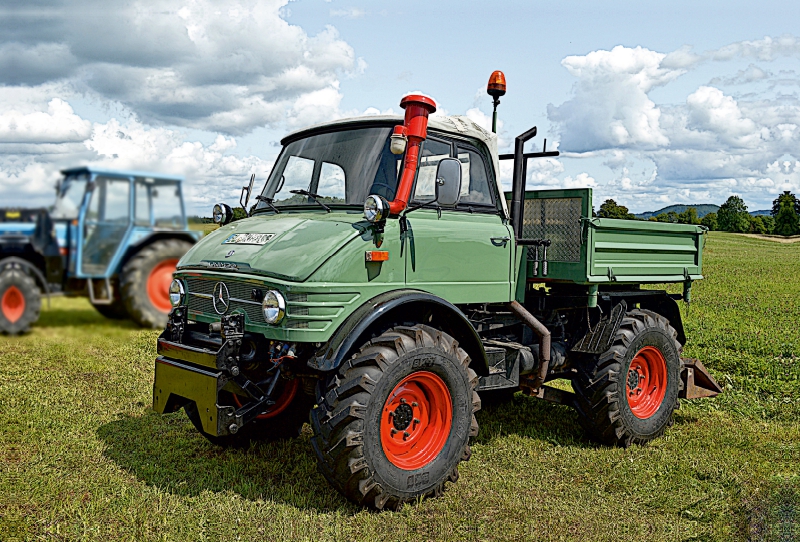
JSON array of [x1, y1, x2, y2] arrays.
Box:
[[1, 0, 799, 215]]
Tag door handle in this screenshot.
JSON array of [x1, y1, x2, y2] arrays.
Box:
[[490, 236, 511, 247]]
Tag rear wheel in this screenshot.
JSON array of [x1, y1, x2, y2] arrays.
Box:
[[120, 239, 192, 328], [185, 377, 313, 448], [310, 324, 480, 510], [572, 309, 683, 447], [0, 269, 41, 335]]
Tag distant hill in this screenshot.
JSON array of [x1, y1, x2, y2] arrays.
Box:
[[750, 209, 771, 216], [635, 204, 719, 219]]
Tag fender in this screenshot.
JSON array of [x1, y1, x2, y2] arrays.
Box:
[[308, 289, 488, 374], [0, 256, 51, 307]]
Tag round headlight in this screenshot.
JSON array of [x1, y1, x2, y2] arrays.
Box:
[[169, 279, 184, 307], [262, 290, 286, 324], [364, 194, 389, 223], [213, 202, 233, 225]]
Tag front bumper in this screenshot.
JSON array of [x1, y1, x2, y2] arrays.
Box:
[[152, 309, 260, 437]]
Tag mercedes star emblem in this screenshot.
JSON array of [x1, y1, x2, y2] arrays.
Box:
[[212, 282, 230, 314]]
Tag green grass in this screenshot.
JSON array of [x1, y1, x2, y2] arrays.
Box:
[[2, 232, 798, 541]]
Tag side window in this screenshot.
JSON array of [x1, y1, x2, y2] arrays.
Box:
[[412, 139, 452, 201], [318, 162, 345, 201], [152, 181, 183, 228], [86, 178, 130, 222], [134, 180, 150, 226], [457, 147, 494, 206]]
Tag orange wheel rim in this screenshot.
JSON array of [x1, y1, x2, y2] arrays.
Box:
[[1, 285, 25, 323], [147, 259, 178, 313], [381, 371, 452, 470], [626, 346, 668, 419], [233, 377, 299, 419]]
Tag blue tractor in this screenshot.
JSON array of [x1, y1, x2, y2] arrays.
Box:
[[0, 167, 200, 334]]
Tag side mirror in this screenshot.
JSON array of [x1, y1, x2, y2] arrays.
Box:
[[240, 173, 255, 212], [434, 158, 462, 208]]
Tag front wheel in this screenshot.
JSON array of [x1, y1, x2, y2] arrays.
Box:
[[572, 309, 683, 447], [0, 269, 41, 335], [310, 324, 480, 510]]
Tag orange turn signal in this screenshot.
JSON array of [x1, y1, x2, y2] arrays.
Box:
[[365, 250, 389, 262]]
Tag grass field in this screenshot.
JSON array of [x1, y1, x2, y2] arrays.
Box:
[[2, 232, 798, 541]]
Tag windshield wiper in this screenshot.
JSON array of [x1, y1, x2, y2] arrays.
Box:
[[290, 189, 331, 212], [255, 195, 281, 214]]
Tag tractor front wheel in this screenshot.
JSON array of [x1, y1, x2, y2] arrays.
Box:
[[0, 269, 41, 335], [120, 239, 192, 328], [572, 309, 683, 447], [310, 324, 480, 510]]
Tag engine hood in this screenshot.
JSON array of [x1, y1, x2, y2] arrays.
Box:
[[178, 211, 366, 282]]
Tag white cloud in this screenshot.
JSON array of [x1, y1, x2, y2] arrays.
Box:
[[1, 0, 360, 135], [547, 39, 800, 210]]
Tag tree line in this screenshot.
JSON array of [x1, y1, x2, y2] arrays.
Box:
[[596, 191, 800, 236]]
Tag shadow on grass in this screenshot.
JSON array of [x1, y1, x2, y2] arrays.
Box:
[[96, 412, 356, 512], [473, 391, 592, 448]]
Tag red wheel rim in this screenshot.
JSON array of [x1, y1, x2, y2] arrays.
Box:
[[626, 346, 668, 419], [232, 377, 299, 419], [1, 285, 25, 323], [147, 259, 178, 313], [381, 371, 452, 470]]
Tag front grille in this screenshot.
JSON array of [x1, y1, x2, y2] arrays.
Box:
[[185, 277, 263, 323]]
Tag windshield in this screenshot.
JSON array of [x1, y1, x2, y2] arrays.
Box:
[[51, 173, 89, 219], [255, 126, 402, 211]]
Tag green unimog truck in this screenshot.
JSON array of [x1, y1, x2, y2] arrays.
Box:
[[152, 83, 721, 510]]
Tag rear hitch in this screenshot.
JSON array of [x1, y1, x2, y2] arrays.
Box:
[[679, 358, 723, 399]]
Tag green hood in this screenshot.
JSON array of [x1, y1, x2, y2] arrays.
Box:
[[178, 211, 365, 282]]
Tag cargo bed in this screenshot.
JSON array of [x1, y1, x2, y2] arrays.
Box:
[[510, 188, 705, 285]]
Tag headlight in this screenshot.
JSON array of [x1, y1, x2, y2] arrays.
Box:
[[364, 194, 389, 223], [169, 279, 184, 307], [262, 290, 286, 324], [213, 202, 233, 225]]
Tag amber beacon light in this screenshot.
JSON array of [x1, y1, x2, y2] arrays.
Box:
[[487, 70, 506, 133]]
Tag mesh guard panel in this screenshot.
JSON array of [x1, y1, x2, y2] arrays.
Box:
[[521, 198, 582, 262]]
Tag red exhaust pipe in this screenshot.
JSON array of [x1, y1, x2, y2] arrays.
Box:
[[387, 94, 437, 215]]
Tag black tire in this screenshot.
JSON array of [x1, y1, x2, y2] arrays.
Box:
[[120, 239, 192, 328], [0, 269, 41, 335], [310, 324, 480, 510], [572, 309, 683, 447], [91, 278, 128, 319], [185, 378, 313, 448]]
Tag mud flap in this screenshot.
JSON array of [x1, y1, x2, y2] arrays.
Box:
[[679, 357, 723, 399]]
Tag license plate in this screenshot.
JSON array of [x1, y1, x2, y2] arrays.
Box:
[[223, 233, 275, 245]]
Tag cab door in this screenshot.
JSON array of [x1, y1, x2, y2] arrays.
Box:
[[78, 176, 133, 277], [404, 137, 512, 304]]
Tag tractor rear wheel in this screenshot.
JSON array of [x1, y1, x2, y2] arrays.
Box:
[[0, 269, 41, 335], [310, 324, 480, 510], [572, 309, 683, 447], [120, 239, 192, 328], [185, 377, 313, 448]]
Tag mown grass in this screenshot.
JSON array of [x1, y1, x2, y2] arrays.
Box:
[[1, 232, 798, 541]]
